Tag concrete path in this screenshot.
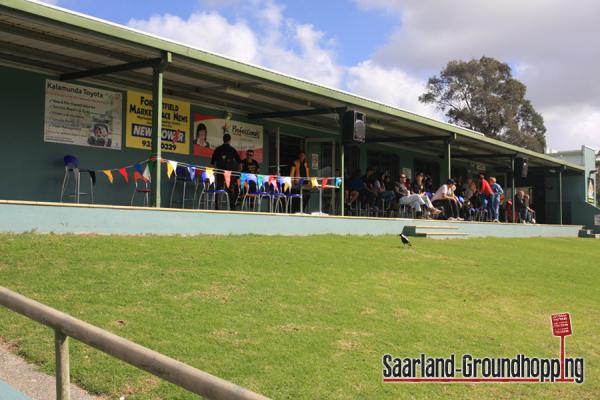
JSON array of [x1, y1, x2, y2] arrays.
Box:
[[0, 342, 101, 400]]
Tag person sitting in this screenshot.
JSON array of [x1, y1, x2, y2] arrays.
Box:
[[396, 173, 439, 218], [409, 172, 441, 218], [432, 179, 462, 220], [514, 191, 528, 223], [523, 193, 536, 223], [489, 176, 504, 223], [375, 173, 395, 211], [362, 167, 377, 209], [346, 169, 364, 208]]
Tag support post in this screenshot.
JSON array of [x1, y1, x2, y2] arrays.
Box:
[[275, 127, 281, 175], [443, 135, 454, 182], [511, 157, 516, 223], [340, 142, 345, 216], [55, 330, 70, 400], [558, 168, 563, 225], [151, 52, 172, 208]]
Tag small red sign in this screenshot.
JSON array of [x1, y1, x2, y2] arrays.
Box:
[[551, 313, 572, 336]]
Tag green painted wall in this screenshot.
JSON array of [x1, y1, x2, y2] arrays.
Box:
[[0, 65, 335, 207]]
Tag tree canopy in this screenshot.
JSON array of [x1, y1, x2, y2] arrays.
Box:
[[419, 57, 546, 152]]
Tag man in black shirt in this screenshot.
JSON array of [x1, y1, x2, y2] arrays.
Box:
[[210, 133, 241, 209], [241, 149, 260, 193], [241, 149, 260, 174]]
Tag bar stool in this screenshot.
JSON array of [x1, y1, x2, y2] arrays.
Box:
[[60, 155, 94, 203], [169, 166, 195, 208]]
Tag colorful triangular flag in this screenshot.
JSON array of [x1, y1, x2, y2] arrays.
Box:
[[188, 166, 196, 181], [143, 165, 151, 182], [335, 177, 342, 188], [223, 170, 231, 188], [102, 170, 113, 184], [322, 178, 328, 187], [311, 177, 318, 188], [167, 160, 177, 178], [134, 163, 144, 174], [118, 167, 128, 183]]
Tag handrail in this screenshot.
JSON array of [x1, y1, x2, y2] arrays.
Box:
[[0, 287, 270, 400]]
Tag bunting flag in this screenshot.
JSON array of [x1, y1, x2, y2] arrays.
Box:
[[322, 178, 328, 187], [167, 160, 177, 178], [201, 171, 208, 183], [118, 167, 129, 183], [133, 171, 143, 182], [102, 170, 113, 184], [204, 168, 214, 184], [335, 177, 342, 188], [134, 163, 144, 175], [240, 173, 248, 188], [283, 176, 292, 192], [223, 170, 231, 188], [257, 174, 264, 189], [188, 166, 196, 181], [311, 177, 319, 188], [143, 165, 152, 182], [269, 176, 278, 190]]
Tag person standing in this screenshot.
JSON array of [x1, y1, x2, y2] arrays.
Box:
[[289, 150, 311, 212], [241, 149, 260, 193], [489, 176, 504, 222], [210, 133, 241, 209], [478, 173, 494, 221]]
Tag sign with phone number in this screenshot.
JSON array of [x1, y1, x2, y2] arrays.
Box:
[[125, 90, 190, 154]]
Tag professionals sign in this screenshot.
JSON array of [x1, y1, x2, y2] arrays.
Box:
[[192, 114, 263, 162], [125, 90, 190, 155], [44, 79, 122, 150]]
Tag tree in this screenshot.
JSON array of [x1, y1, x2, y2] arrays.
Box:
[[419, 56, 547, 152]]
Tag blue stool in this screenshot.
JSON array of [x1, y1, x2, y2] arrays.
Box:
[[60, 155, 95, 203]]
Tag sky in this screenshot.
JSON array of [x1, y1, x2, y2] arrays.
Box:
[[40, 0, 600, 152]]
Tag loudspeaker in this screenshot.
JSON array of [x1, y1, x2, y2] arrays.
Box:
[[342, 110, 366, 143], [515, 157, 528, 178]]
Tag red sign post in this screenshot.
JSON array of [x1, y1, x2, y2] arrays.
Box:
[[551, 313, 572, 380]]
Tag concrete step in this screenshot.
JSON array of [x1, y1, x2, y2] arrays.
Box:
[[578, 229, 600, 238], [413, 225, 459, 230]]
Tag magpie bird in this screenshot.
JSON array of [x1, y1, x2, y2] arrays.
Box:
[[399, 233, 411, 247]]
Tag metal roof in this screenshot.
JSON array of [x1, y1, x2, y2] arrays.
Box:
[[0, 0, 585, 172]]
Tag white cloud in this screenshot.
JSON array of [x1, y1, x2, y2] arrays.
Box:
[[542, 105, 600, 152], [127, 1, 342, 87], [347, 60, 437, 118], [128, 12, 260, 64]]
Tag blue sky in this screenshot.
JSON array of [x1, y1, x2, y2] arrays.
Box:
[[44, 0, 600, 151], [52, 0, 397, 66]]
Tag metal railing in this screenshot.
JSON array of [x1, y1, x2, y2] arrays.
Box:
[[0, 287, 269, 400]]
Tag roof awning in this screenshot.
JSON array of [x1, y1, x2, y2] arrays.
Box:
[[0, 0, 585, 172]]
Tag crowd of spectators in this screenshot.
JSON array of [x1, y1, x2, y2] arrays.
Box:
[[345, 168, 536, 223]]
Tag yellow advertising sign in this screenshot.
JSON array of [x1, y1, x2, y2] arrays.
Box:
[[125, 90, 190, 154]]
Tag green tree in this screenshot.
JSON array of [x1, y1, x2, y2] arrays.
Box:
[[419, 56, 547, 152]]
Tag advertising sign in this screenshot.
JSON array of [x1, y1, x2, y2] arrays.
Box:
[[44, 79, 122, 149], [551, 313, 572, 337], [125, 90, 190, 154], [192, 114, 263, 162]]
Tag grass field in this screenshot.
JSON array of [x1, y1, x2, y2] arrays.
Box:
[[0, 234, 599, 399]]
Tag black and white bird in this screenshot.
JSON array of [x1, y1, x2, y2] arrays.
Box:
[[399, 233, 412, 247]]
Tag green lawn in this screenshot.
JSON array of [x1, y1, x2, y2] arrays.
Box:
[[0, 234, 599, 399]]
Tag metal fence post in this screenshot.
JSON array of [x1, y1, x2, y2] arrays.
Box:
[[55, 330, 70, 400]]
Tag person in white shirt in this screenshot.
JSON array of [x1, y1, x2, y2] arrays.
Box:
[[432, 179, 462, 220]]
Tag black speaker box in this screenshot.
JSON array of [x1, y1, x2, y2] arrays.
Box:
[[342, 110, 366, 143], [515, 157, 528, 178]]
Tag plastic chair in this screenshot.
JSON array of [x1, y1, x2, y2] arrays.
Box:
[[198, 177, 230, 211], [131, 173, 151, 207], [169, 166, 195, 208], [283, 178, 304, 213], [60, 155, 94, 203], [239, 174, 260, 211]]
